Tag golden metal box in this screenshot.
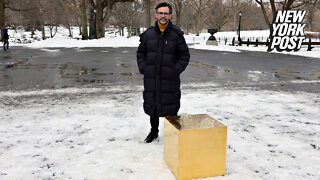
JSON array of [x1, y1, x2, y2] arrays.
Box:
[[164, 114, 227, 180]]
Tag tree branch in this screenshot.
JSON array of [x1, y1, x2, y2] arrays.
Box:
[[284, 0, 295, 10], [269, 0, 276, 15], [290, 1, 307, 9], [260, 1, 270, 26], [255, 0, 262, 5], [5, 5, 37, 13], [88, 0, 96, 8], [283, 0, 287, 10]]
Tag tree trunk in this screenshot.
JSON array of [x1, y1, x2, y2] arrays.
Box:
[[41, 26, 45, 40], [260, 1, 270, 27], [0, 0, 5, 41], [145, 0, 151, 27], [174, 1, 182, 27], [270, 0, 276, 17], [79, 24, 82, 35], [39, 7, 46, 40], [88, 0, 133, 38], [96, 0, 105, 38], [41, 22, 45, 40], [283, 0, 295, 10], [307, 10, 313, 31], [54, 24, 57, 37], [195, 12, 201, 36], [127, 26, 131, 38], [50, 26, 53, 38], [233, 12, 238, 31], [231, 0, 239, 31], [31, 26, 35, 38], [80, 0, 88, 39], [68, 25, 73, 37]]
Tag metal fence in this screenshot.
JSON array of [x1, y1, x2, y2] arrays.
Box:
[[185, 36, 320, 47]]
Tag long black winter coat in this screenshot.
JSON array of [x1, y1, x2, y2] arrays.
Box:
[[2, 29, 9, 39], [137, 21, 190, 117]]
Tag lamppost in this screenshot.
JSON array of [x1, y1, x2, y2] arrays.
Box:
[[89, 8, 97, 39], [238, 11, 242, 46], [94, 9, 97, 39]]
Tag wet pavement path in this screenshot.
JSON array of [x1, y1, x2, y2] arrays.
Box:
[[0, 46, 319, 92]]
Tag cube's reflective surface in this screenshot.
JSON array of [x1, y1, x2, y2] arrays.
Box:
[[164, 114, 227, 180]]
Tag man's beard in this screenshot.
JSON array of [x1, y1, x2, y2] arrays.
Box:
[[159, 18, 168, 25]]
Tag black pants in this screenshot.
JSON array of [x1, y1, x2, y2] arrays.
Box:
[[3, 39, 9, 51], [150, 116, 159, 133], [150, 109, 159, 133], [149, 109, 177, 133]]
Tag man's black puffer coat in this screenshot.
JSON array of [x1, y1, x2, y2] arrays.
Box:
[[137, 21, 190, 117]]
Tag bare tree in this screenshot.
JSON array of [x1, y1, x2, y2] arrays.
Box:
[[187, 0, 210, 36], [205, 0, 230, 31], [180, 3, 194, 34], [0, 0, 36, 40], [43, 1, 64, 38], [168, 0, 184, 26], [62, 0, 82, 38], [87, 0, 134, 39], [0, 0, 5, 32], [144, 0, 151, 27], [305, 0, 319, 31], [111, 4, 126, 36], [112, 1, 142, 37], [240, 1, 268, 30], [0, 0, 5, 41], [224, 0, 241, 30], [255, 0, 307, 27], [31, 0, 46, 40], [68, 0, 82, 35], [131, 1, 143, 36], [80, 0, 88, 39], [125, 1, 142, 37]]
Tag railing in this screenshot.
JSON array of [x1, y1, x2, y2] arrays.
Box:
[[230, 37, 320, 51], [185, 36, 207, 45], [185, 35, 320, 51]]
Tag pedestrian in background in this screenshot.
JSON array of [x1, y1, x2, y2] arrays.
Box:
[[2, 26, 9, 51], [137, 2, 190, 143]]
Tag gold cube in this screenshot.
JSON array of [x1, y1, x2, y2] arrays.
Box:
[[164, 114, 227, 180]]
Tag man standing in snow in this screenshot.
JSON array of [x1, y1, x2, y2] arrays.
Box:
[[137, 2, 190, 143], [2, 26, 9, 51]]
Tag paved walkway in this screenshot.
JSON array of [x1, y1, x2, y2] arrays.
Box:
[[1, 47, 319, 92]]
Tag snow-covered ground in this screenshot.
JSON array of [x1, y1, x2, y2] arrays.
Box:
[[1, 26, 320, 179], [0, 83, 319, 179], [6, 26, 320, 59]]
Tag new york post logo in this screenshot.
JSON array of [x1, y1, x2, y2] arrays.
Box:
[[268, 10, 306, 52]]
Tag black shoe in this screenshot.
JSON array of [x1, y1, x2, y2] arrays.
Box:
[[144, 131, 159, 143]]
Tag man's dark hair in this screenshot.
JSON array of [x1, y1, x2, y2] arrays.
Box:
[[155, 2, 172, 14]]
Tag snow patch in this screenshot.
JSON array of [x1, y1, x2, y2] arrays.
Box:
[[0, 83, 319, 179]]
